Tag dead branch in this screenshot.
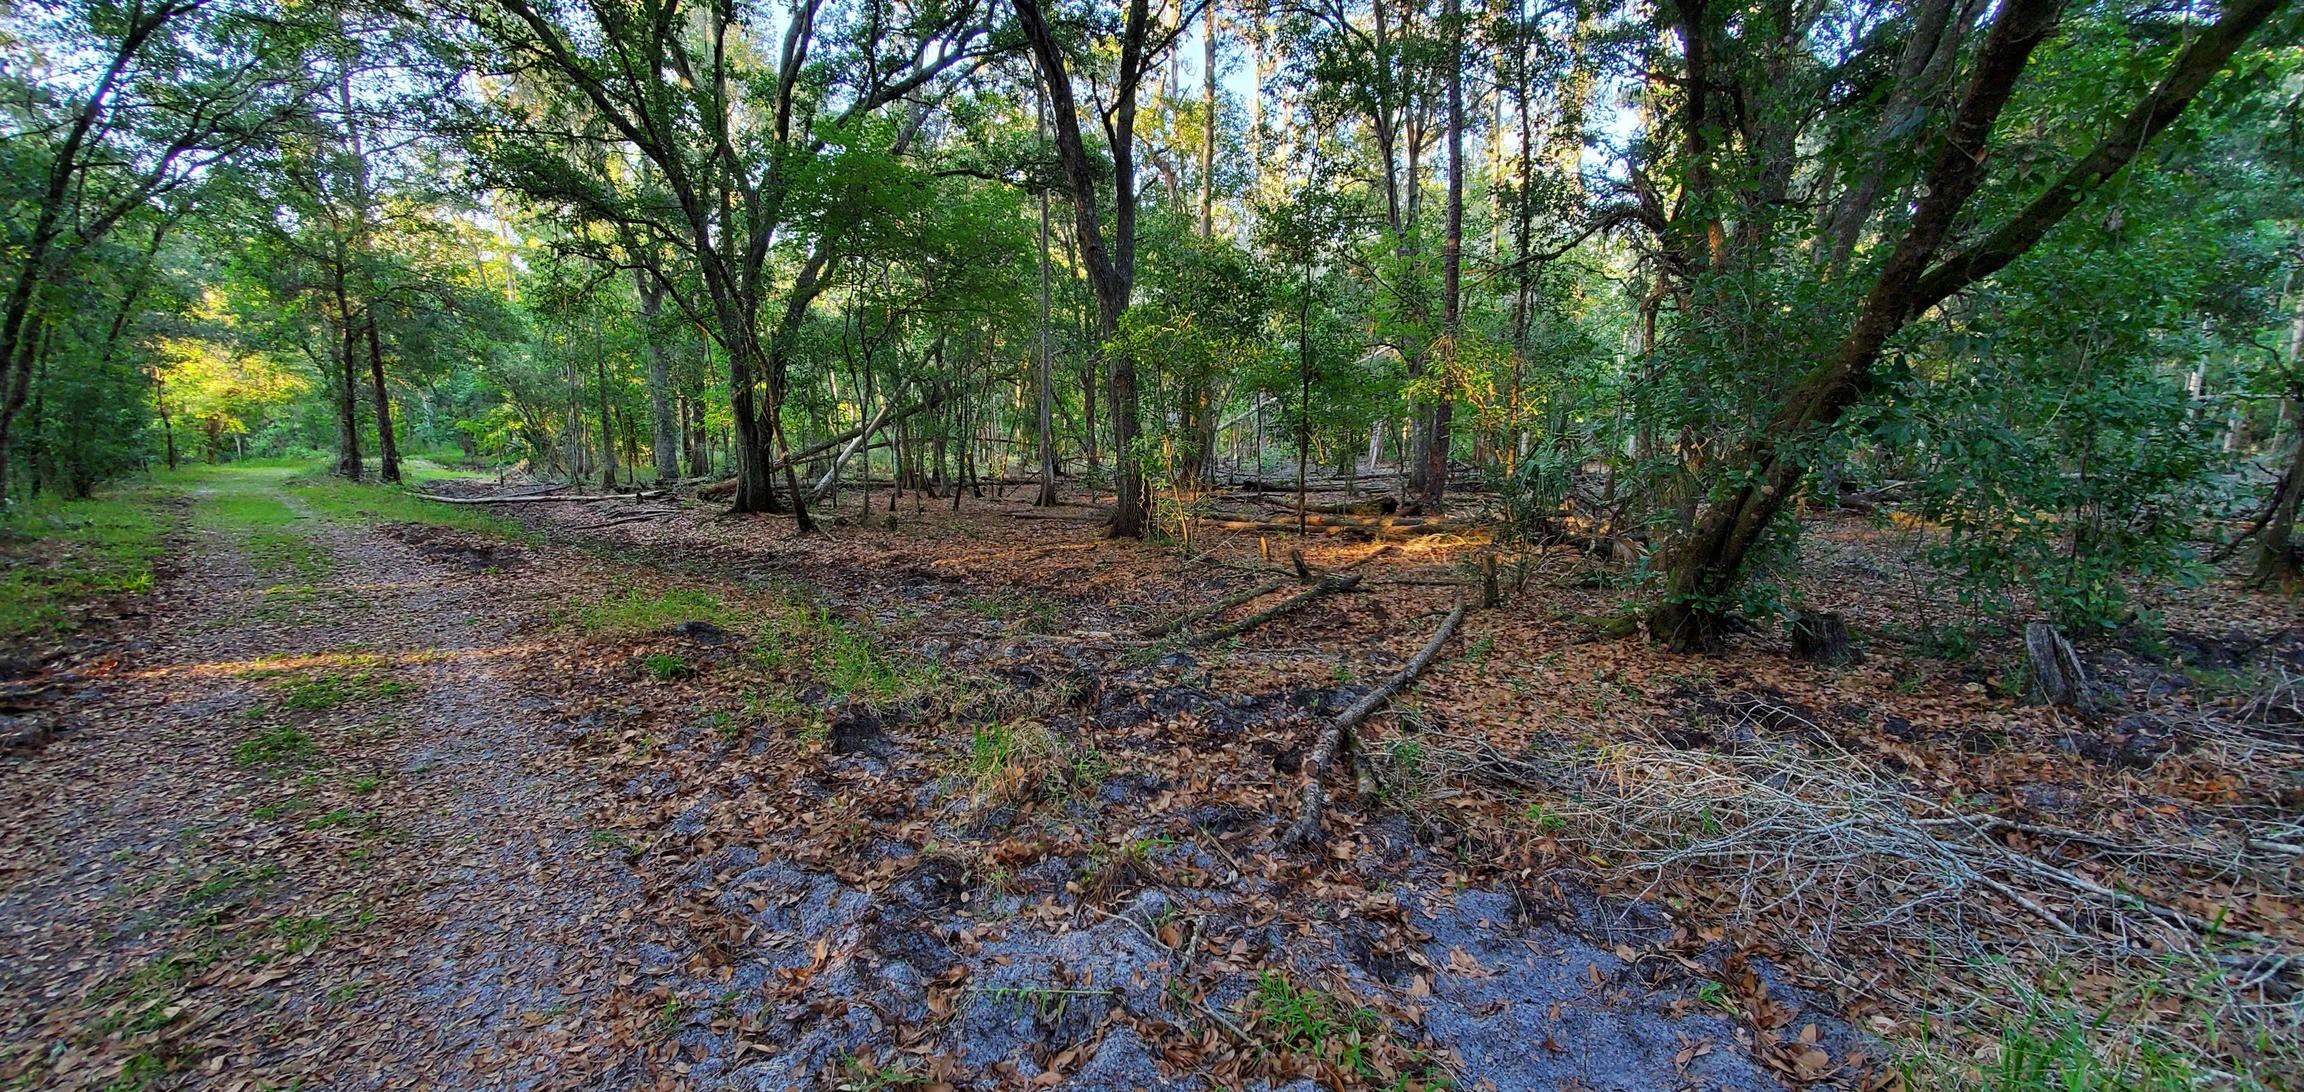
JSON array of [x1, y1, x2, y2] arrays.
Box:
[[1182, 574, 1362, 648], [1285, 603, 1467, 847], [1141, 580, 1287, 638], [409, 490, 667, 505]]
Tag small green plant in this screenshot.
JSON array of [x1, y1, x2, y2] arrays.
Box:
[[186, 861, 283, 904], [1695, 980, 1735, 1014], [103, 1051, 169, 1092], [1524, 801, 1565, 833], [260, 659, 410, 713], [249, 794, 312, 818], [268, 914, 335, 953], [966, 592, 1061, 635], [587, 828, 637, 854], [1245, 970, 1388, 1078], [303, 807, 371, 831], [832, 1051, 925, 1091], [234, 726, 315, 768], [349, 774, 382, 793], [961, 721, 1103, 803], [974, 983, 1110, 1022], [1378, 738, 1434, 805], [642, 652, 694, 680]]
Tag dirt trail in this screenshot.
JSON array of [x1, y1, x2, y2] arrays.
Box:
[[1, 471, 639, 1090]]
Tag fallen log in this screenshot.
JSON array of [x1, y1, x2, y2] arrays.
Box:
[[1008, 509, 1110, 523], [409, 489, 667, 505], [1183, 573, 1361, 647], [1202, 517, 1478, 538], [1284, 602, 1467, 847], [575, 509, 678, 531], [1141, 580, 1287, 638], [1252, 495, 1400, 517]]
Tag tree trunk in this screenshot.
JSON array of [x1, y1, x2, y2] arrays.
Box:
[[2254, 287, 2304, 586], [332, 274, 363, 481], [1013, 0, 1155, 538], [1423, 0, 1464, 514], [364, 315, 401, 483], [637, 269, 681, 482]]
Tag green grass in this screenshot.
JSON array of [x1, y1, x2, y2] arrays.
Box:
[[0, 489, 166, 643], [641, 652, 694, 680], [1245, 970, 1388, 1078], [234, 726, 315, 768], [270, 667, 411, 712], [964, 591, 1060, 634], [1906, 1004, 2201, 1092], [286, 471, 534, 540], [191, 490, 331, 579], [576, 587, 734, 635]]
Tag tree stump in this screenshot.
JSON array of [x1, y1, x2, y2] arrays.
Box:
[[1789, 611, 1858, 667], [2024, 620, 2089, 709]]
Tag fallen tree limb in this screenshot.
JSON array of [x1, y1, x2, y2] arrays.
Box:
[[409, 490, 666, 505], [575, 510, 678, 531], [1141, 580, 1286, 638], [1183, 574, 1361, 648], [1284, 603, 1466, 847], [806, 399, 897, 502], [1202, 517, 1479, 539]]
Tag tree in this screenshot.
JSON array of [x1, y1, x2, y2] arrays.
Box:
[[448, 0, 992, 528], [1012, 0, 1203, 538], [0, 0, 314, 500], [1648, 0, 2287, 649]]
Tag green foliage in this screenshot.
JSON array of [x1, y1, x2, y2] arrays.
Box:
[[1245, 971, 1389, 1079], [0, 489, 165, 643]]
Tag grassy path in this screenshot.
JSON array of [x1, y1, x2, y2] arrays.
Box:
[[1, 466, 636, 1091]]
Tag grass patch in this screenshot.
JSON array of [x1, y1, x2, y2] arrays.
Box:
[[960, 721, 1108, 804], [271, 667, 410, 712], [0, 489, 166, 643], [286, 472, 535, 540], [239, 656, 411, 713], [234, 726, 315, 768], [1905, 1002, 2202, 1091], [576, 587, 734, 636], [185, 861, 283, 905], [642, 652, 694, 680], [1243, 970, 1419, 1082], [964, 591, 1060, 634], [191, 491, 331, 580]]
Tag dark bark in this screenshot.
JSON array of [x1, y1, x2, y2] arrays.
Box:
[[365, 315, 401, 483], [1423, 0, 1464, 514], [332, 270, 364, 481]]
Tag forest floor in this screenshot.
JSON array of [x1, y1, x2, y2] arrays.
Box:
[[2, 464, 2300, 1091]]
